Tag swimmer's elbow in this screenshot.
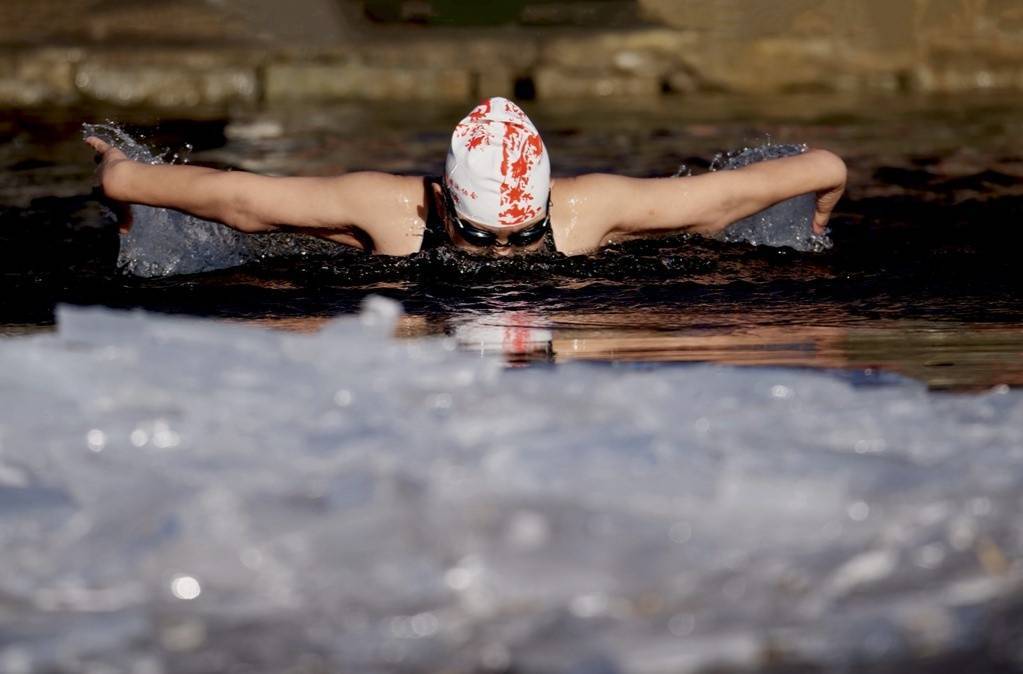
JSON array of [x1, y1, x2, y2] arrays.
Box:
[[215, 180, 277, 233], [807, 147, 845, 166], [806, 148, 847, 188], [829, 153, 848, 191], [220, 204, 274, 233], [222, 211, 273, 233], [689, 183, 748, 235]]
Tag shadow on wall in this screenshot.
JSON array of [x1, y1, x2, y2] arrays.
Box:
[[359, 0, 643, 26]]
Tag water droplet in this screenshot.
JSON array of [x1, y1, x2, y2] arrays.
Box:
[[86, 429, 106, 452], [506, 510, 550, 549], [570, 593, 608, 618], [444, 566, 475, 591], [170, 575, 201, 600], [409, 612, 439, 637], [847, 501, 870, 521], [130, 428, 149, 448], [770, 384, 793, 399], [152, 420, 180, 449]]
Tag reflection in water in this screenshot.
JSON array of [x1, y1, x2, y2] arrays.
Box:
[[2, 95, 1023, 391], [452, 310, 554, 365], [446, 308, 1023, 391], [238, 304, 1023, 391]]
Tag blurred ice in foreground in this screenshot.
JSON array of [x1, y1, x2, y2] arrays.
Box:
[[1, 301, 1021, 673]]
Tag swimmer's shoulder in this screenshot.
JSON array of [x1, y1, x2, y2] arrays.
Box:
[[550, 174, 633, 255], [332, 173, 429, 256]]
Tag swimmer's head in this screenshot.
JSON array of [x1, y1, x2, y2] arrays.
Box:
[[444, 97, 551, 231]]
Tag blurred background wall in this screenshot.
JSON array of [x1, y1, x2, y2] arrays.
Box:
[[2, 0, 1021, 108]]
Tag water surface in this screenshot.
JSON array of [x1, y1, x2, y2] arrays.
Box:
[[2, 94, 1023, 389]]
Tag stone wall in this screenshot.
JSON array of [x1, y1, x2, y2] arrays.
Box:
[[2, 0, 1022, 108], [639, 0, 1023, 93]]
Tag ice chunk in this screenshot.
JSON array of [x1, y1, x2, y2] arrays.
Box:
[[1, 303, 1022, 673]]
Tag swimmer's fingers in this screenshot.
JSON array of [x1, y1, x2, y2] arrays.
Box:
[[812, 182, 845, 234], [92, 184, 134, 233], [115, 200, 134, 234], [85, 136, 129, 165], [812, 199, 831, 233], [86, 136, 134, 204], [85, 136, 111, 154]]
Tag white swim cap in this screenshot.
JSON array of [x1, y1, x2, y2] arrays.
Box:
[[445, 97, 551, 228]]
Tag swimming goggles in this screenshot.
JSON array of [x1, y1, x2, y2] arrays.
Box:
[[444, 187, 551, 248]]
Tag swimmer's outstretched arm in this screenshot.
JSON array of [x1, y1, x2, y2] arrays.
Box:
[[85, 137, 423, 254], [569, 149, 847, 249]]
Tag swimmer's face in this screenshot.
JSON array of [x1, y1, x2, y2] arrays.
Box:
[[433, 184, 549, 257], [446, 216, 550, 257]]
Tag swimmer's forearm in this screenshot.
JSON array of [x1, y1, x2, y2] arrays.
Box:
[[104, 162, 272, 231], [604, 149, 846, 239], [103, 162, 414, 242], [747, 149, 846, 203], [88, 136, 418, 252], [739, 149, 847, 233], [677, 149, 846, 235]]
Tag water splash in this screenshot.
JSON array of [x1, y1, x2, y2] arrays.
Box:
[[710, 142, 834, 253], [82, 123, 255, 277], [82, 122, 161, 165]]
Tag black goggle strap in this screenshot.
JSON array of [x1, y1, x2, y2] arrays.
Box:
[[510, 192, 553, 244], [444, 187, 495, 244], [445, 186, 550, 246]]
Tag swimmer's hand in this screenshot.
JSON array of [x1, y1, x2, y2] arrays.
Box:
[[85, 136, 132, 196], [85, 136, 135, 231], [812, 166, 846, 235]]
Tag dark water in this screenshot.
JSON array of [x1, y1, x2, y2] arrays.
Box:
[[2, 94, 1023, 390]]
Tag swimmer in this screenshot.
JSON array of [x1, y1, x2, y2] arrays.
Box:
[[85, 96, 846, 257]]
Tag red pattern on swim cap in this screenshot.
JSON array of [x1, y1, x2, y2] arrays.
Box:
[[446, 97, 550, 227], [498, 117, 544, 225], [454, 99, 494, 153]]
